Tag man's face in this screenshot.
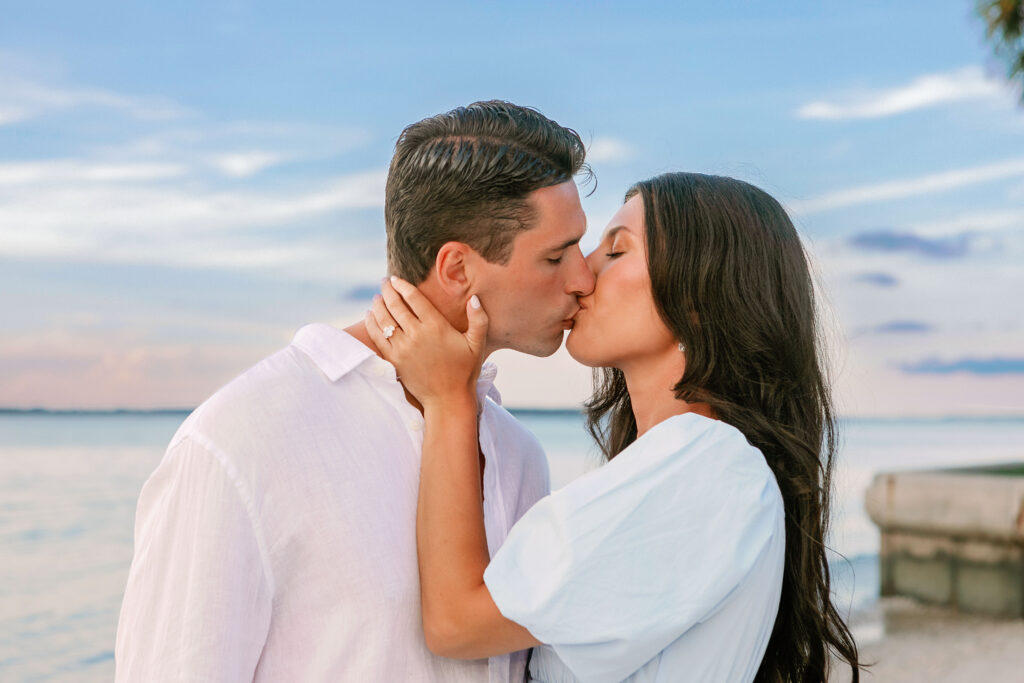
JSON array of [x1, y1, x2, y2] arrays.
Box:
[[473, 181, 595, 357]]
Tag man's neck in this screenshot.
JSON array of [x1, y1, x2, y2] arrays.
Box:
[[342, 276, 481, 415], [347, 276, 495, 360], [343, 321, 383, 359]]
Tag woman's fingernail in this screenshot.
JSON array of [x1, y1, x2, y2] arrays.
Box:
[[390, 275, 399, 284], [470, 295, 480, 310]]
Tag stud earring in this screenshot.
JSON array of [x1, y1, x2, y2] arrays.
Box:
[[678, 342, 686, 352]]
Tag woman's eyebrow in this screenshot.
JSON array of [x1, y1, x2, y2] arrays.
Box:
[[601, 225, 627, 243]]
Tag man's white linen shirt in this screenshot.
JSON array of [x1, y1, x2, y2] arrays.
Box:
[[115, 323, 550, 682]]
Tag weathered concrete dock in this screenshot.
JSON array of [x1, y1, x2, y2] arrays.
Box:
[[865, 463, 1024, 617]]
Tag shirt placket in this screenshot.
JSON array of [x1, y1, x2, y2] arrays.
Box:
[[364, 360, 426, 453], [367, 359, 513, 683], [479, 410, 514, 683]]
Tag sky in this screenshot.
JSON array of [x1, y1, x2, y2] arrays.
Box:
[[1, 1, 1022, 415]]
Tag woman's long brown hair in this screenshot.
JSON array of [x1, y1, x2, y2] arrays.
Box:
[[584, 173, 860, 682]]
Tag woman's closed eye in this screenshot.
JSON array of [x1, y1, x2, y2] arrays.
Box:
[[606, 251, 624, 259]]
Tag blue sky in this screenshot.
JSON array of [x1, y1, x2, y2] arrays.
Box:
[[1, 1, 1022, 414]]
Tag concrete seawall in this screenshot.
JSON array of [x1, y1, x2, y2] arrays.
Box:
[[865, 463, 1024, 617]]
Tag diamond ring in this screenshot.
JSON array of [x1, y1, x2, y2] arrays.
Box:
[[382, 325, 396, 339]]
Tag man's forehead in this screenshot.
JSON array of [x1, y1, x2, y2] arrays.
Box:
[[519, 189, 587, 249], [529, 217, 586, 251]]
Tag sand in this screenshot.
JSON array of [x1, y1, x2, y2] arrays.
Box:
[[829, 597, 1024, 682]]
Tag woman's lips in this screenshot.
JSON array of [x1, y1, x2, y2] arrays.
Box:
[[563, 306, 583, 329]]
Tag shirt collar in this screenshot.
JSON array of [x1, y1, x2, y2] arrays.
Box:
[[292, 323, 376, 382], [292, 323, 502, 405], [477, 362, 502, 405]]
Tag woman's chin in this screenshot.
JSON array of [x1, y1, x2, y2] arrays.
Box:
[[565, 329, 602, 368]]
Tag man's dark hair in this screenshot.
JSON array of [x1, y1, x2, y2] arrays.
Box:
[[385, 100, 589, 283]]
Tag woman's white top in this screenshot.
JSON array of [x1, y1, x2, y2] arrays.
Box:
[[483, 412, 785, 683]]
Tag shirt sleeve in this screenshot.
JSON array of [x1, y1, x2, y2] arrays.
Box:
[[115, 435, 273, 682], [483, 416, 782, 683]]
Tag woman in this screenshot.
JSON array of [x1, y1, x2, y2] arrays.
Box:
[[366, 172, 861, 682]]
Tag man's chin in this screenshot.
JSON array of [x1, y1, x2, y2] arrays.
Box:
[[532, 337, 563, 358], [509, 331, 564, 358]]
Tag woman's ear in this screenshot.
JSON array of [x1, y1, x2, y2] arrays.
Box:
[[433, 241, 474, 296]]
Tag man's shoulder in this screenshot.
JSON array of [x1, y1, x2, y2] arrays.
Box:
[[169, 333, 376, 458]]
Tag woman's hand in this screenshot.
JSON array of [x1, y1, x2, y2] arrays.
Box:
[[365, 276, 489, 408]]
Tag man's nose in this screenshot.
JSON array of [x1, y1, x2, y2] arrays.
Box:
[[567, 245, 596, 296]]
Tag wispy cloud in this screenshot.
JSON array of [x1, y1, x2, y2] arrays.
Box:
[[0, 76, 193, 126], [587, 136, 635, 163], [0, 160, 188, 185], [851, 271, 899, 288], [901, 357, 1024, 375], [0, 57, 380, 281], [907, 207, 1024, 237], [847, 229, 970, 258], [796, 66, 1004, 120], [208, 151, 288, 178], [0, 169, 386, 250], [0, 105, 31, 125], [870, 320, 933, 334], [789, 157, 1024, 214]]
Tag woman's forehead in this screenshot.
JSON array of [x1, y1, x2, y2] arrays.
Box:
[[601, 197, 645, 242]]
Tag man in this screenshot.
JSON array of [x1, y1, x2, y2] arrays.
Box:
[[115, 100, 595, 681]]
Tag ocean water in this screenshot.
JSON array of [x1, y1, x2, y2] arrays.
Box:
[[2, 411, 1023, 681]]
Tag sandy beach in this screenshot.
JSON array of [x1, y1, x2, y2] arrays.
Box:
[[830, 597, 1024, 682]]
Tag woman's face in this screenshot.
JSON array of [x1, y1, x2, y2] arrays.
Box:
[[566, 195, 678, 368]]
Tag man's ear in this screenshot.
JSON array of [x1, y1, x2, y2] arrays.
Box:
[[433, 241, 475, 295]]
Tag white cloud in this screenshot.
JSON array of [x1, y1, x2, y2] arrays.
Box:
[[0, 105, 31, 125], [796, 66, 1006, 120], [907, 208, 1024, 237], [0, 169, 387, 251], [0, 75, 193, 126], [0, 59, 380, 280], [0, 160, 187, 185], [208, 151, 287, 178], [789, 157, 1024, 215], [587, 137, 635, 163]]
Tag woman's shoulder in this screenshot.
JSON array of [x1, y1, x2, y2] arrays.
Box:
[[621, 413, 774, 489], [639, 411, 756, 456], [660, 413, 783, 509]]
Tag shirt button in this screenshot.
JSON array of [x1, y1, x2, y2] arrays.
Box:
[[408, 417, 424, 431], [372, 364, 388, 377]]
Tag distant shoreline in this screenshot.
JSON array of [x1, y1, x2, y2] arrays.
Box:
[[1, 407, 1023, 422], [0, 407, 196, 416], [0, 406, 588, 418]]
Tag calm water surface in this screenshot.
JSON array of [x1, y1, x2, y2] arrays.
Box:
[[2, 411, 1023, 681]]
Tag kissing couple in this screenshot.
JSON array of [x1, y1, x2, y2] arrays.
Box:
[[116, 101, 861, 683]]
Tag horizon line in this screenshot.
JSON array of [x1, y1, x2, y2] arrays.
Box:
[[2, 407, 1023, 422]]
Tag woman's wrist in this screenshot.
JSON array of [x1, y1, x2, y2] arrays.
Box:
[[420, 388, 478, 416]]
